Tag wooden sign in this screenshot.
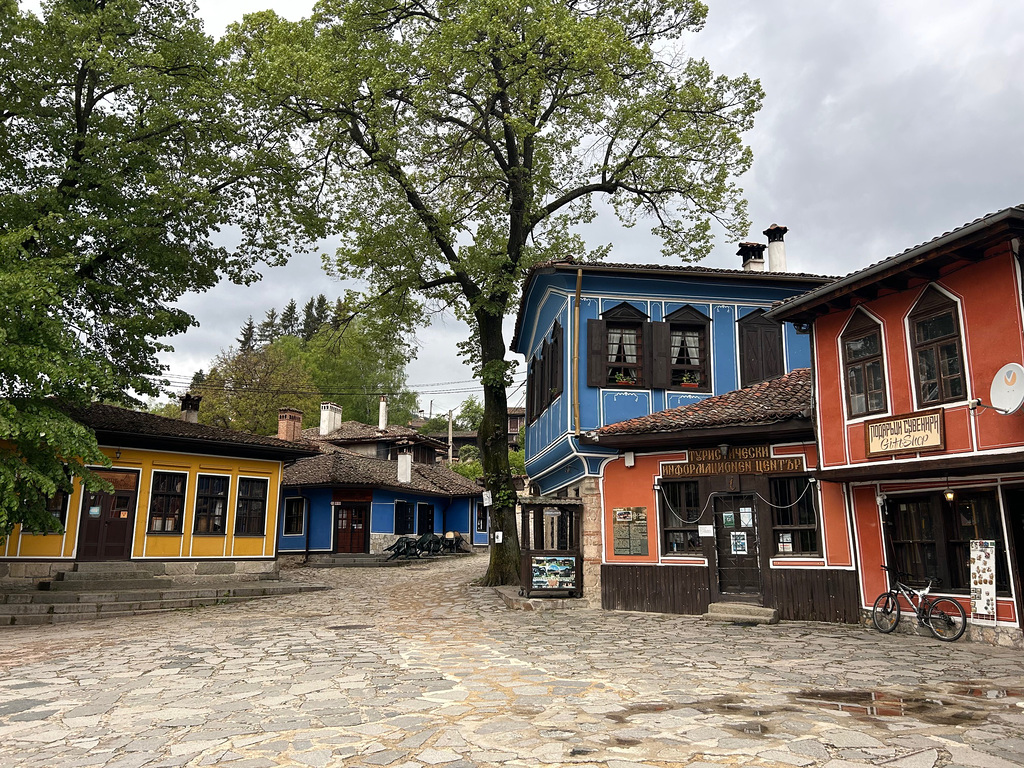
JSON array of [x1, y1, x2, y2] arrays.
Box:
[[661, 445, 804, 478], [864, 409, 944, 457]]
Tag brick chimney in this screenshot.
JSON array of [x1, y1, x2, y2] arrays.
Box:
[[179, 393, 202, 423], [763, 224, 789, 272], [278, 408, 303, 442], [319, 402, 343, 436], [738, 242, 767, 272]]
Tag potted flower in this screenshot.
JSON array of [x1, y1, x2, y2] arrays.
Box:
[[612, 372, 637, 386], [676, 371, 700, 388]]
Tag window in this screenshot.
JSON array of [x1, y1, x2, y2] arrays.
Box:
[[738, 309, 784, 387], [587, 303, 651, 387], [476, 502, 488, 533], [842, 311, 886, 417], [886, 491, 1008, 594], [149, 472, 186, 533], [660, 481, 702, 555], [395, 501, 414, 535], [909, 288, 965, 405], [653, 306, 711, 391], [194, 474, 229, 534], [234, 477, 268, 536], [769, 477, 819, 556], [526, 323, 564, 423], [23, 490, 69, 534], [283, 497, 305, 536], [417, 503, 435, 535]]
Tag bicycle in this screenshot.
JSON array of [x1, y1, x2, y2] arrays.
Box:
[[871, 565, 967, 642]]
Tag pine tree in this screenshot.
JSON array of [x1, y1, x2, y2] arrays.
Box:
[[313, 294, 330, 328], [279, 299, 299, 337], [257, 308, 279, 345], [301, 298, 318, 341], [236, 316, 256, 351]]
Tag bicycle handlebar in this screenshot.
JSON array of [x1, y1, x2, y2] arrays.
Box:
[[880, 565, 941, 588]]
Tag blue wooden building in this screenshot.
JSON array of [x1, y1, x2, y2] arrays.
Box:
[[511, 230, 832, 602], [278, 451, 485, 555]]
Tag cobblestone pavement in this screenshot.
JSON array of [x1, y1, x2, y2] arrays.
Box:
[[1, 555, 1023, 768]]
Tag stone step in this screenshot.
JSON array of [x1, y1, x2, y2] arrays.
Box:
[[0, 584, 329, 626], [41, 578, 173, 592], [56, 570, 164, 582], [702, 602, 779, 625], [68, 561, 160, 574]]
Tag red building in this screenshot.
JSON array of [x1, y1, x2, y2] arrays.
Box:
[[770, 205, 1024, 644]]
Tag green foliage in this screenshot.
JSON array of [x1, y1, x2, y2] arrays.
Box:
[[451, 459, 482, 482], [0, 0, 307, 534], [190, 313, 418, 434], [457, 396, 485, 432], [508, 448, 526, 476], [458, 444, 480, 462]]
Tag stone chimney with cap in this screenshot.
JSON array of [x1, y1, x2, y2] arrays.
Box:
[[764, 224, 789, 272], [179, 393, 202, 423], [319, 402, 343, 436], [738, 242, 767, 272], [278, 408, 303, 442]]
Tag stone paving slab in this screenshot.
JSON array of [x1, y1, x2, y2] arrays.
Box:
[[0, 555, 1022, 767]]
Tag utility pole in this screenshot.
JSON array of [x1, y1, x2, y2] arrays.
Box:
[[447, 409, 454, 464]]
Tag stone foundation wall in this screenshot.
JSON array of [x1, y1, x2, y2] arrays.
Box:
[[858, 609, 1023, 648], [370, 533, 402, 555]]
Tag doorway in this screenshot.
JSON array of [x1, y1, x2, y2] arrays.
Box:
[[713, 494, 761, 599], [417, 503, 435, 535], [77, 469, 139, 561], [334, 502, 369, 553]]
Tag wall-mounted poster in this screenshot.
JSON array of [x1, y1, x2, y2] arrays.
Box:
[[778, 532, 793, 553], [731, 532, 747, 555], [739, 511, 753, 528], [970, 539, 996, 623], [612, 507, 649, 555], [531, 556, 577, 590], [722, 512, 735, 528]]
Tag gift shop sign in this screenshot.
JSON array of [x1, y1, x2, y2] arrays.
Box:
[[865, 409, 944, 457]]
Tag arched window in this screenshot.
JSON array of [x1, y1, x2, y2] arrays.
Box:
[[909, 288, 965, 406], [841, 310, 886, 417]]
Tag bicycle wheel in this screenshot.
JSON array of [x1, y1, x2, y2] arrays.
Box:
[[927, 597, 967, 641], [871, 592, 901, 633]]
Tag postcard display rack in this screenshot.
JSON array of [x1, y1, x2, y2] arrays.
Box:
[[518, 497, 584, 598]]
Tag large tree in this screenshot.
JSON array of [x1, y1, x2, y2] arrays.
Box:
[[0, 0, 308, 535], [229, 0, 762, 583]]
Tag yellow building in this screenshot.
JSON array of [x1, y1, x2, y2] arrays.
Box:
[[1, 403, 316, 582]]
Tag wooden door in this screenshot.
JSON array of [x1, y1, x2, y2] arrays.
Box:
[[77, 470, 139, 561], [334, 503, 369, 553], [417, 503, 435, 535], [713, 494, 762, 598]]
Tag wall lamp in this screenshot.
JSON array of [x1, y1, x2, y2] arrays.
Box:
[[943, 475, 955, 503], [114, 448, 121, 460], [718, 443, 730, 459]]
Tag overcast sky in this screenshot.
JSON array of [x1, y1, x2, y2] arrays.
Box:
[[68, 1, 1024, 416]]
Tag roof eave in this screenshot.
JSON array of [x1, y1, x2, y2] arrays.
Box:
[[581, 418, 813, 450]]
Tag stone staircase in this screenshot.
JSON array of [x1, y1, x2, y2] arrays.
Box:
[[702, 601, 779, 625], [306, 553, 417, 568], [0, 562, 328, 626]]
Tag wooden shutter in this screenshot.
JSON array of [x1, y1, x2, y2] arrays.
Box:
[[587, 318, 607, 387], [651, 322, 671, 390], [641, 321, 654, 387]]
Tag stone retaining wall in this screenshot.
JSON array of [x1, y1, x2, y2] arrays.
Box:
[[0, 559, 278, 585]]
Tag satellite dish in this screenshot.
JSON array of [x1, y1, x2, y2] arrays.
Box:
[[990, 363, 1024, 414]]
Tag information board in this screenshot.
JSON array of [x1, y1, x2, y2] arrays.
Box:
[[970, 539, 996, 623], [612, 506, 649, 556]]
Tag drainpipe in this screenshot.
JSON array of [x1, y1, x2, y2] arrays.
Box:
[[573, 269, 583, 436], [303, 488, 310, 564]]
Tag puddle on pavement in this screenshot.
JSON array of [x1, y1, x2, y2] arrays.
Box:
[[956, 686, 1024, 699], [727, 721, 768, 735], [613, 737, 642, 746], [606, 702, 678, 722], [794, 688, 996, 726]]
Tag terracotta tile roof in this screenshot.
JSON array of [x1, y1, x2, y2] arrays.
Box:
[[594, 368, 812, 436], [301, 421, 421, 442], [283, 451, 483, 497], [70, 403, 316, 456]]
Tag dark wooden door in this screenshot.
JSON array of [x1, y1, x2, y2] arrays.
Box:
[[714, 494, 762, 598], [334, 503, 369, 553], [417, 503, 435, 535], [77, 470, 139, 561]]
